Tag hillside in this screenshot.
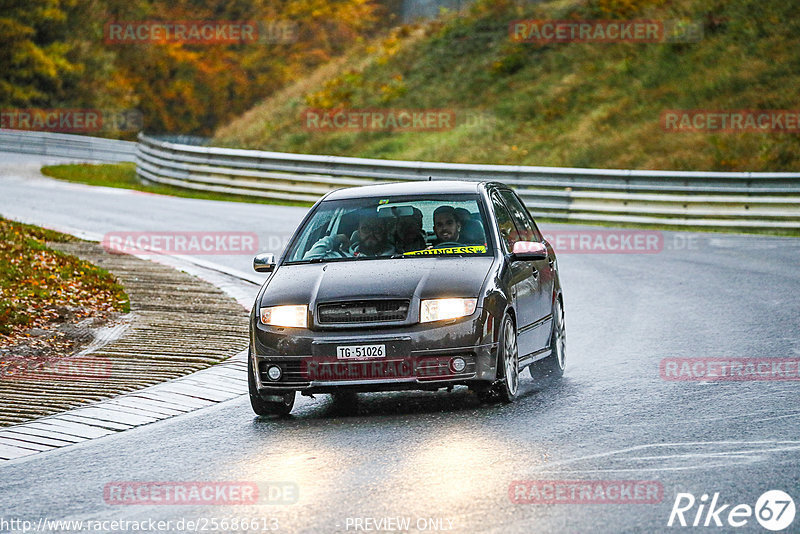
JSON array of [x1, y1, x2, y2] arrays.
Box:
[[1, 0, 392, 137], [213, 0, 800, 172]]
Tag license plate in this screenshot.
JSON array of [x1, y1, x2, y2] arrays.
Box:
[[336, 344, 386, 360]]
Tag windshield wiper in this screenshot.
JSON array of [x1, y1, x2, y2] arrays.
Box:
[[288, 257, 349, 265]]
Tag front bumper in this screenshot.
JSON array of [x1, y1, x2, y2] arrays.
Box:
[[251, 309, 498, 393]]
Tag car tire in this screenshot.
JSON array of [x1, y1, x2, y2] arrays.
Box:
[[529, 297, 566, 384], [248, 352, 295, 416], [496, 314, 520, 403]]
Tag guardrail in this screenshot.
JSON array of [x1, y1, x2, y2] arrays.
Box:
[[5, 129, 796, 230], [137, 134, 800, 230], [0, 129, 136, 162]]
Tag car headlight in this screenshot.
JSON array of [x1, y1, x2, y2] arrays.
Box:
[[420, 298, 477, 323], [260, 305, 308, 328]]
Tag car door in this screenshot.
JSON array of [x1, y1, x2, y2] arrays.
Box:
[[490, 192, 538, 358], [498, 189, 555, 353]]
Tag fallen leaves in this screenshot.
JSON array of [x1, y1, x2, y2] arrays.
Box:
[[0, 217, 130, 351]]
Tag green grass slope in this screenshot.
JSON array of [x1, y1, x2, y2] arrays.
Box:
[[213, 0, 800, 172]]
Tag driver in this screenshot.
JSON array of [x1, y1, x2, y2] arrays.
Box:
[[304, 209, 395, 259], [432, 205, 462, 246]]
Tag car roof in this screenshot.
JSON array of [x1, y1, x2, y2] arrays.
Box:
[[323, 180, 492, 201]]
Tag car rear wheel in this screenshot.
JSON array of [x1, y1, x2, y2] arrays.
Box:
[[530, 297, 566, 383], [248, 353, 295, 416], [496, 314, 520, 403]]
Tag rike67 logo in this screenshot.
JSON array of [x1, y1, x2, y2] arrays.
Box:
[[668, 490, 795, 531]]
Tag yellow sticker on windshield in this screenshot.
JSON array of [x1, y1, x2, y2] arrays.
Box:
[[404, 245, 487, 256]]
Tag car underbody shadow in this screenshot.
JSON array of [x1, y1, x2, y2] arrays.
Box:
[[250, 374, 575, 426], [317, 387, 483, 418]]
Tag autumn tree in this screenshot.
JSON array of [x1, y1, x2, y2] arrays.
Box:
[[0, 0, 81, 106], [2, 0, 390, 136]]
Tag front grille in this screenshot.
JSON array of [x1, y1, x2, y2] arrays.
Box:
[[317, 300, 409, 324]]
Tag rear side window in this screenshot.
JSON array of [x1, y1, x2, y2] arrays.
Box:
[[499, 189, 542, 242], [490, 193, 520, 252]]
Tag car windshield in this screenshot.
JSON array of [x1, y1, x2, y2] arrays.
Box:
[[284, 194, 492, 263]]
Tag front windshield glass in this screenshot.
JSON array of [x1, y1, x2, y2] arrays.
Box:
[[285, 194, 492, 263]]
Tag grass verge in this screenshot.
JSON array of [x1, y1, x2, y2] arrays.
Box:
[[40, 163, 313, 207], [0, 217, 129, 351]]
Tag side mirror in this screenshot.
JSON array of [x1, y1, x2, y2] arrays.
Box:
[[253, 253, 276, 273], [511, 241, 548, 261]]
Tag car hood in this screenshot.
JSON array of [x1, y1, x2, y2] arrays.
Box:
[[260, 257, 494, 307]]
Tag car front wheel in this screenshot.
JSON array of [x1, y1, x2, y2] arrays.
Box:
[[496, 314, 520, 403], [248, 352, 295, 416]]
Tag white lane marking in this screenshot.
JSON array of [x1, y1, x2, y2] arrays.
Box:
[[75, 321, 131, 357], [0, 431, 74, 448], [55, 414, 134, 431], [102, 397, 188, 416], [0, 436, 54, 452], [0, 426, 86, 444], [631, 409, 800, 426], [530, 440, 800, 474], [22, 420, 114, 439], [0, 443, 39, 460]]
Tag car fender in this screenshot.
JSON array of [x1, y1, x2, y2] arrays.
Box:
[[481, 258, 513, 346]]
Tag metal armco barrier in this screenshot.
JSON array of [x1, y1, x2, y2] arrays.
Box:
[[0, 129, 136, 162], [3, 129, 797, 230], [137, 134, 800, 230]]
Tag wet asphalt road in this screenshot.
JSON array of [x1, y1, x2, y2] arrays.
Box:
[[0, 154, 799, 533]]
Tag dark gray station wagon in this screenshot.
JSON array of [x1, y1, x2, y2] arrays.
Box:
[[249, 181, 565, 415]]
